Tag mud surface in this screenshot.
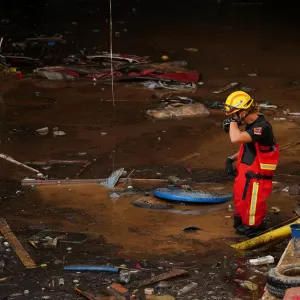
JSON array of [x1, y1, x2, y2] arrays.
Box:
[[1, 0, 300, 299]]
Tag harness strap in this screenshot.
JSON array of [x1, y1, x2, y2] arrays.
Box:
[[242, 171, 273, 200]]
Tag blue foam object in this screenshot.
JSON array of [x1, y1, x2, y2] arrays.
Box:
[[154, 187, 233, 203]]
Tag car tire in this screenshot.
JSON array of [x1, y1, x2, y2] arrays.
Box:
[[267, 264, 300, 299]]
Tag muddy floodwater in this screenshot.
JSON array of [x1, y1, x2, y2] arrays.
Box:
[[1, 0, 300, 299]]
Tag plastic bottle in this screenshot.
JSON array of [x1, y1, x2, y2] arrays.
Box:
[[249, 255, 274, 266], [177, 282, 198, 296]]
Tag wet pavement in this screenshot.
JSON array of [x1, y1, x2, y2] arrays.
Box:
[[1, 0, 300, 299]]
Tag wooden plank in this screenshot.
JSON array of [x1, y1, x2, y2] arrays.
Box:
[[133, 269, 188, 289], [0, 219, 36, 268], [75, 288, 101, 300]]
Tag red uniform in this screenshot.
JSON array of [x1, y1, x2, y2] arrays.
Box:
[[233, 118, 280, 227]]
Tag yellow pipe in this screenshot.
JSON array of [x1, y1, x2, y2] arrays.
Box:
[[231, 218, 300, 250]]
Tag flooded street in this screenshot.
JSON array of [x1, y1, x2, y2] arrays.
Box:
[[1, 0, 300, 299]]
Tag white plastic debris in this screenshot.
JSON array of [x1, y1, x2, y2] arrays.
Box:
[[259, 104, 277, 109], [282, 186, 290, 192], [249, 255, 274, 266], [53, 130, 66, 137], [58, 278, 64, 286], [36, 127, 49, 135], [144, 288, 155, 295]]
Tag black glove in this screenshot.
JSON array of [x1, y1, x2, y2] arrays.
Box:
[[222, 117, 238, 133], [226, 157, 236, 176]]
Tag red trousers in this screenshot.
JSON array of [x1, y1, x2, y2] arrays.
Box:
[[233, 162, 273, 227]]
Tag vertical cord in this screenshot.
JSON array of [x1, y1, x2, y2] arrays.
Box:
[[109, 0, 116, 171]]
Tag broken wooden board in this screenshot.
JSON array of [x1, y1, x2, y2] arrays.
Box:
[[75, 288, 101, 300], [132, 269, 188, 289], [0, 218, 36, 268], [146, 296, 175, 300], [107, 284, 128, 300]]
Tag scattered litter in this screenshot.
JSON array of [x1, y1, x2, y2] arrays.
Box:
[[212, 82, 239, 94], [100, 168, 124, 188], [274, 117, 286, 121], [161, 55, 169, 61], [234, 279, 258, 291], [177, 282, 198, 296], [24, 290, 30, 296], [182, 226, 201, 232], [43, 237, 58, 248], [259, 103, 277, 109], [3, 242, 10, 247], [249, 255, 274, 265], [101, 132, 107, 136], [289, 184, 300, 196], [119, 270, 131, 283], [168, 176, 180, 185], [147, 103, 210, 120], [269, 206, 280, 214], [58, 278, 64, 286], [53, 130, 66, 137], [73, 279, 79, 284], [135, 269, 188, 288], [184, 48, 198, 52], [145, 288, 155, 295], [287, 112, 300, 117], [36, 127, 49, 135], [282, 186, 290, 193], [248, 73, 258, 77], [156, 281, 174, 288]]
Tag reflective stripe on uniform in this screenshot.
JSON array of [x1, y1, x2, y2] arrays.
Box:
[[260, 163, 277, 171], [249, 182, 259, 226]]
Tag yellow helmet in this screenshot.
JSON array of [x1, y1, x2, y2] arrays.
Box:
[[224, 91, 254, 115]]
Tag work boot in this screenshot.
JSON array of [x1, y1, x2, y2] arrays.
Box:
[[233, 215, 242, 229], [236, 224, 265, 237], [235, 224, 246, 235]]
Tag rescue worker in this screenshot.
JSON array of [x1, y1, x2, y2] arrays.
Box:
[[222, 91, 279, 236]]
